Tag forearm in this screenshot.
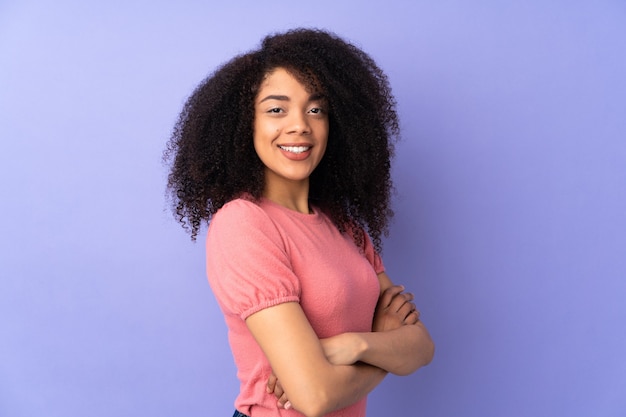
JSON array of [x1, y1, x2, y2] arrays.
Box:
[[368, 272, 435, 375], [247, 302, 388, 417], [268, 348, 388, 416], [308, 362, 386, 416], [356, 321, 434, 375]]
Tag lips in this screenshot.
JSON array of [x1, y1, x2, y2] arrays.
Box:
[[278, 144, 313, 161], [278, 145, 311, 154]]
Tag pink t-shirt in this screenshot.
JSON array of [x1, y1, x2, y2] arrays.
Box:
[[206, 198, 384, 417]]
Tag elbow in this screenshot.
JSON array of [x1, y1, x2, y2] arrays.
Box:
[[415, 322, 435, 368], [395, 334, 435, 376], [294, 404, 326, 417], [415, 332, 435, 370], [288, 386, 334, 417], [280, 361, 350, 417], [422, 338, 435, 366]]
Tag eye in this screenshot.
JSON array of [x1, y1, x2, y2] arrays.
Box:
[[267, 107, 284, 114], [309, 107, 325, 115]]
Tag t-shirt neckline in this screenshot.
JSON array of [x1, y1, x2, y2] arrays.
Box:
[[260, 197, 324, 224]]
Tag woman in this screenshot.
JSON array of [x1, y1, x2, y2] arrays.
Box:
[[164, 28, 434, 417]]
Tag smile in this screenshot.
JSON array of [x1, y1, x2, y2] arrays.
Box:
[[278, 145, 311, 154]]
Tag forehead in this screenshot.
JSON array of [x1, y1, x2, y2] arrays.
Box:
[[257, 67, 323, 96]]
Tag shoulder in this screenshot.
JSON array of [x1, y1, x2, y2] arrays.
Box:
[[210, 197, 271, 229], [214, 197, 265, 218], [208, 197, 283, 246], [206, 198, 301, 319]]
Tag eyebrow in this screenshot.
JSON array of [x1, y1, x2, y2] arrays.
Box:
[[258, 93, 326, 103], [259, 94, 289, 103]]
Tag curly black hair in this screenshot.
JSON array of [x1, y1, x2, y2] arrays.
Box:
[[164, 28, 399, 251]]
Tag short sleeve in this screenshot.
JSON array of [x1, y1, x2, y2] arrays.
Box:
[[362, 231, 385, 275], [206, 199, 301, 320]]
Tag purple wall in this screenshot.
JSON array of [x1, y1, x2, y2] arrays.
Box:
[[1, 1, 625, 416]]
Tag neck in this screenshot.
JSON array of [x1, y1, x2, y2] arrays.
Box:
[[263, 177, 311, 214]]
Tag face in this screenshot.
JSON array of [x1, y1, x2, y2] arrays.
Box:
[[253, 67, 329, 196]]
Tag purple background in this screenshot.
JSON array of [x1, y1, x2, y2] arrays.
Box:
[[1, 1, 625, 416]]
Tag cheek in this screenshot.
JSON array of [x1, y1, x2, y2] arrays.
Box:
[[254, 117, 280, 138], [252, 125, 262, 153], [252, 120, 264, 148], [252, 127, 275, 161], [319, 126, 330, 152]]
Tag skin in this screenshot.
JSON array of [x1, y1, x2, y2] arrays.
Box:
[[246, 67, 435, 417], [253, 67, 329, 214]]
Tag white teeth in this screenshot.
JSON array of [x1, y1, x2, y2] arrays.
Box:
[[279, 145, 310, 154]]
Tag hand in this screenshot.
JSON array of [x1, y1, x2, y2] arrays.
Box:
[[320, 333, 363, 366], [267, 372, 292, 410], [266, 332, 366, 410], [372, 285, 420, 332]]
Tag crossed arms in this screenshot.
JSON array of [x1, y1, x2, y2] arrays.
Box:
[[245, 271, 435, 417]]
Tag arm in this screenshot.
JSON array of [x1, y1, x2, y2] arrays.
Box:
[[359, 271, 435, 374], [320, 272, 434, 375], [246, 302, 387, 417]]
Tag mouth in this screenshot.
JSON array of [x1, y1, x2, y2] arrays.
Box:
[[278, 145, 311, 154]]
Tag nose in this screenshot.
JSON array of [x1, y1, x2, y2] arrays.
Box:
[[287, 111, 311, 135]]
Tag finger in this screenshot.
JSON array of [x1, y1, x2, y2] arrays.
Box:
[[404, 310, 420, 325], [396, 297, 416, 317], [389, 291, 413, 313], [273, 384, 284, 398], [277, 392, 289, 408], [380, 285, 405, 308], [413, 304, 421, 320], [273, 379, 285, 398], [266, 373, 277, 394], [403, 304, 421, 324], [377, 285, 405, 309], [395, 298, 414, 319]]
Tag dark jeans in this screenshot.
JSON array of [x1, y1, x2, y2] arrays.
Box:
[[232, 411, 249, 417]]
